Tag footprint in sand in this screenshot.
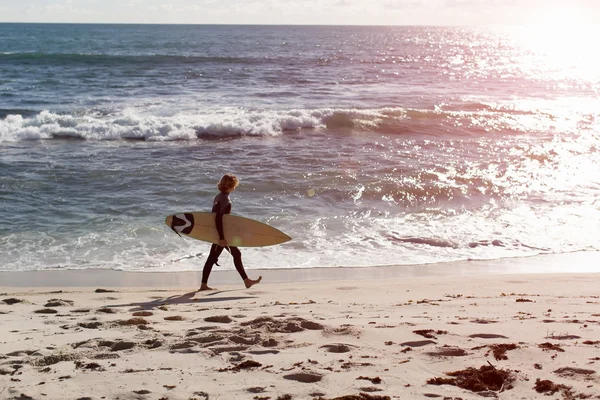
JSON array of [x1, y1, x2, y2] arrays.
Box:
[[132, 311, 153, 317], [230, 335, 261, 345], [45, 299, 74, 307], [6, 350, 40, 357], [189, 334, 224, 345], [283, 371, 323, 383], [78, 322, 103, 329], [97, 340, 136, 352], [116, 317, 150, 326], [2, 298, 23, 305], [143, 339, 162, 349], [164, 316, 184, 321], [204, 315, 233, 323], [210, 345, 249, 355], [169, 341, 197, 351], [320, 343, 356, 353], [400, 340, 437, 347], [425, 347, 469, 357], [469, 333, 508, 339], [34, 308, 58, 314], [247, 387, 266, 393], [554, 367, 596, 379], [247, 350, 280, 355]]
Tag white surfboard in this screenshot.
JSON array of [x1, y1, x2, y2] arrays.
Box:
[[165, 212, 291, 247]]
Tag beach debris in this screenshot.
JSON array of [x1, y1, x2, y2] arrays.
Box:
[[534, 379, 578, 396], [97, 307, 116, 314], [470, 318, 499, 324], [427, 365, 515, 392], [357, 376, 382, 384], [538, 342, 564, 352], [546, 334, 581, 340], [487, 343, 519, 360], [95, 289, 116, 293]]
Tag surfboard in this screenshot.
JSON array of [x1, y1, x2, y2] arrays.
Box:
[[165, 212, 292, 247]]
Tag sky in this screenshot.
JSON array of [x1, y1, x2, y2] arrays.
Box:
[[0, 0, 599, 26]]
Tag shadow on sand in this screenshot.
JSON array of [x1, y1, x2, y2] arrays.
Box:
[[106, 290, 256, 311]]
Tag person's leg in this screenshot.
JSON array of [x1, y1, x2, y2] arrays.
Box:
[[200, 244, 224, 290], [229, 246, 262, 288]]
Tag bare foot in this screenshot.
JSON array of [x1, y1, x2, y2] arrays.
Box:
[[199, 284, 215, 291], [244, 276, 262, 289]]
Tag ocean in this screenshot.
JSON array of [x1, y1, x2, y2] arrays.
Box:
[[1, 23, 599, 273]]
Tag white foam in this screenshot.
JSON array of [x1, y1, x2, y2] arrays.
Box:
[[0, 107, 412, 142]]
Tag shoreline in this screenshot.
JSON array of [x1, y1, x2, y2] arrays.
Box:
[[1, 251, 600, 288]]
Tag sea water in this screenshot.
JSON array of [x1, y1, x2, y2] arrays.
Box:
[[1, 24, 599, 272]]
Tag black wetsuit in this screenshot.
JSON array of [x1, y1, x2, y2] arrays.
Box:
[[201, 191, 248, 283]]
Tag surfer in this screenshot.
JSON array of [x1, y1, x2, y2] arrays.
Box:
[[200, 174, 262, 291]]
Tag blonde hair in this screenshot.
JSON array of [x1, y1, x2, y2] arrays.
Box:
[[217, 174, 239, 192]]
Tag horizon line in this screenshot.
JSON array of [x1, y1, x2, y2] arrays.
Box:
[[0, 21, 534, 27]]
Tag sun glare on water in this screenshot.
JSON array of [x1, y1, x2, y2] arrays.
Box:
[[520, 7, 597, 54], [514, 7, 600, 81]]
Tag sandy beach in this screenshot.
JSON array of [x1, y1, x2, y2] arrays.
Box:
[[1, 255, 600, 400]]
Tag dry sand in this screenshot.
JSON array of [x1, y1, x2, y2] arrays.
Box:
[[1, 263, 600, 400]]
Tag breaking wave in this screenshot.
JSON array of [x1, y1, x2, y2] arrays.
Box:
[[0, 105, 548, 143]]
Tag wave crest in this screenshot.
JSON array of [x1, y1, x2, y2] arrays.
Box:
[[0, 103, 555, 142]]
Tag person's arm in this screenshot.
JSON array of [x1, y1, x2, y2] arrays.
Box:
[[214, 201, 226, 243]]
